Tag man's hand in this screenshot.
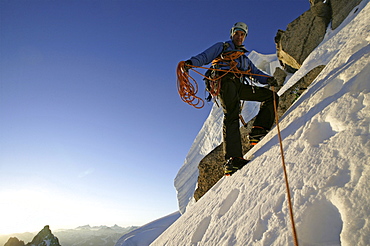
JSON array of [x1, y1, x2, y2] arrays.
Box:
[[184, 60, 192, 72], [267, 77, 278, 87]]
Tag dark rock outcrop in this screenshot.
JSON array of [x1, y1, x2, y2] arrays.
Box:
[[276, 0, 363, 71], [273, 67, 288, 88]]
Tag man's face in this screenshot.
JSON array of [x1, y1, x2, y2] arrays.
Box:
[[232, 30, 246, 46]]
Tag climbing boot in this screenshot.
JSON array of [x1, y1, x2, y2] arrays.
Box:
[[224, 157, 249, 176], [249, 126, 269, 146]]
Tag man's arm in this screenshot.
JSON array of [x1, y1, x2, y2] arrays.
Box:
[[188, 42, 224, 67]]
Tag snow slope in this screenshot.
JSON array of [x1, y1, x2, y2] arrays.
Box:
[[115, 212, 180, 246], [152, 1, 370, 245]]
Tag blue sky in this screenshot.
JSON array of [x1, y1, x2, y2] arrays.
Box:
[[0, 0, 309, 234]]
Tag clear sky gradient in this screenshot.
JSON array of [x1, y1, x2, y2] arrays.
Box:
[[0, 0, 309, 234]]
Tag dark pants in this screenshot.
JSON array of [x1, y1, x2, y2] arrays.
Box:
[[219, 75, 279, 159]]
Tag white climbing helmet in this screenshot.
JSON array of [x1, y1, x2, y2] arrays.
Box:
[[230, 22, 248, 37]]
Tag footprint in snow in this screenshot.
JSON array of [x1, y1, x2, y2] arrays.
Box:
[[218, 188, 240, 217], [191, 216, 211, 245], [299, 199, 343, 245]]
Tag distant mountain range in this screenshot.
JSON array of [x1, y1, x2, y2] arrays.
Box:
[[1, 225, 138, 246]]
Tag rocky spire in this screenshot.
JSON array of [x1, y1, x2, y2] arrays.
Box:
[[25, 225, 61, 246], [4, 237, 25, 246]]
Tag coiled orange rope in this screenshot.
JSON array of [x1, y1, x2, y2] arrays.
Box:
[[176, 61, 205, 109]]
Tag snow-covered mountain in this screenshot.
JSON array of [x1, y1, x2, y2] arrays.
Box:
[[1, 225, 137, 246], [54, 224, 138, 246], [151, 1, 370, 245], [116, 1, 370, 245], [3, 226, 60, 246]]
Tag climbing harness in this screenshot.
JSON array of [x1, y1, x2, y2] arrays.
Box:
[[176, 50, 270, 109], [272, 87, 299, 246]]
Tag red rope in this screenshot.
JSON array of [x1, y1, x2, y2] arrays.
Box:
[[273, 86, 299, 246]]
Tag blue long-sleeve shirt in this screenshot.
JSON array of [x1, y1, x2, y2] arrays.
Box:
[[189, 40, 270, 84]]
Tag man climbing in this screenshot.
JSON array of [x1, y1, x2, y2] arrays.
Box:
[[183, 22, 279, 175]]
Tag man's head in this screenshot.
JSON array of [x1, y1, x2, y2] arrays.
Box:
[[230, 22, 248, 46]]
